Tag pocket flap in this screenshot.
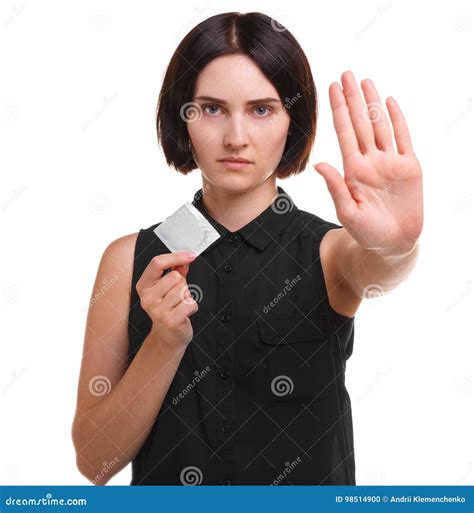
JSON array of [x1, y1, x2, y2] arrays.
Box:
[[258, 314, 330, 345]]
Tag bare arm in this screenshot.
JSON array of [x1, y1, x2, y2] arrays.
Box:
[[321, 228, 419, 318], [71, 234, 198, 485], [72, 326, 187, 485], [315, 71, 423, 317]]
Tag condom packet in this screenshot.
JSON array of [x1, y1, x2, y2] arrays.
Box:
[[153, 202, 221, 257]]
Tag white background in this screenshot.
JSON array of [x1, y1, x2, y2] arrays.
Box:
[[1, 0, 472, 485]]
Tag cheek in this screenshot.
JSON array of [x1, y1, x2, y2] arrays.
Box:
[[259, 124, 290, 155], [188, 122, 219, 154]]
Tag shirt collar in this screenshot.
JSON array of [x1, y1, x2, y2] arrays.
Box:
[[191, 185, 299, 253]]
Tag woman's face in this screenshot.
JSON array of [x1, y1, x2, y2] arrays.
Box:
[[186, 54, 291, 193]]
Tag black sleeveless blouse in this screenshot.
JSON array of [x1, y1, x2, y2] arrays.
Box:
[[127, 186, 356, 485]]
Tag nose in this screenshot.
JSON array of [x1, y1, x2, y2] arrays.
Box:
[[223, 114, 249, 148]]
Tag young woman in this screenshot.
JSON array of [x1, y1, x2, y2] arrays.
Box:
[[71, 12, 423, 486]]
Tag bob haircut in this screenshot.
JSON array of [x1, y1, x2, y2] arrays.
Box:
[[156, 12, 317, 178]]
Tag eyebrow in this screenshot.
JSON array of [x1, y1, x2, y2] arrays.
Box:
[[194, 96, 281, 105]]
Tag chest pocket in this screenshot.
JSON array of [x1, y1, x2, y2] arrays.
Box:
[[256, 313, 335, 404]]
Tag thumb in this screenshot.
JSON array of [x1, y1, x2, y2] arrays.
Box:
[[171, 263, 190, 279], [314, 162, 353, 214]]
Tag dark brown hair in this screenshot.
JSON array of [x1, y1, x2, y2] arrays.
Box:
[[156, 12, 317, 178]]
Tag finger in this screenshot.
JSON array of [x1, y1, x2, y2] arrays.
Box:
[[386, 97, 414, 155], [172, 263, 190, 279], [138, 251, 196, 289], [329, 82, 360, 158], [314, 163, 357, 218], [151, 270, 187, 300], [341, 70, 376, 153], [360, 79, 394, 151], [161, 282, 192, 310], [168, 297, 199, 326]]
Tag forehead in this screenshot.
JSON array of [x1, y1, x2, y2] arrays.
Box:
[[193, 54, 279, 100]]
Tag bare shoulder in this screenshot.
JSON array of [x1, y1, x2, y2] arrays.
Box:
[[99, 232, 140, 294], [319, 227, 362, 319]]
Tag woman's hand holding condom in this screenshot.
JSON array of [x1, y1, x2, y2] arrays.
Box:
[[136, 251, 198, 350]]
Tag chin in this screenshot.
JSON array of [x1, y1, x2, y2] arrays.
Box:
[[202, 169, 267, 194]]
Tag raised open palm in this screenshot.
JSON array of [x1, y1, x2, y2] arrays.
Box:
[[314, 71, 423, 253]]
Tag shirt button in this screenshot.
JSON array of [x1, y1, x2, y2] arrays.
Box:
[[220, 422, 231, 432], [220, 369, 230, 379], [222, 479, 232, 485], [228, 234, 238, 244], [224, 264, 233, 273], [220, 313, 231, 323]]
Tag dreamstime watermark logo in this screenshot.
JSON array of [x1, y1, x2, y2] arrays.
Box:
[[1, 465, 20, 484], [2, 3, 28, 31], [271, 192, 294, 215], [1, 185, 28, 213], [88, 192, 112, 214], [353, 183, 393, 224], [88, 375, 112, 397], [171, 366, 211, 405], [362, 283, 385, 302], [180, 102, 202, 123], [270, 456, 302, 485], [271, 375, 294, 397], [2, 367, 28, 395], [364, 465, 386, 484], [1, 282, 22, 306], [262, 275, 302, 314], [453, 9, 472, 32], [1, 103, 21, 123], [89, 275, 120, 307], [269, 11, 293, 33], [180, 465, 203, 485], [364, 101, 384, 123], [193, 183, 212, 204], [162, 203, 195, 228], [453, 376, 472, 398], [284, 92, 302, 110], [92, 457, 120, 484], [354, 367, 392, 404], [4, 493, 87, 507], [180, 283, 203, 305], [88, 10, 112, 32], [260, 92, 302, 134]]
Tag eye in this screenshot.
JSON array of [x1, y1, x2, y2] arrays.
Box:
[[202, 104, 222, 116], [253, 105, 272, 117]]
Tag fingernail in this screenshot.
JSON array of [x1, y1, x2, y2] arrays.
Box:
[[186, 252, 197, 258]]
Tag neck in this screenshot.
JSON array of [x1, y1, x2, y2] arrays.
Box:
[[200, 178, 279, 233]]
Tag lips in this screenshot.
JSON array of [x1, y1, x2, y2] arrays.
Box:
[[218, 157, 252, 163], [218, 158, 252, 170]]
